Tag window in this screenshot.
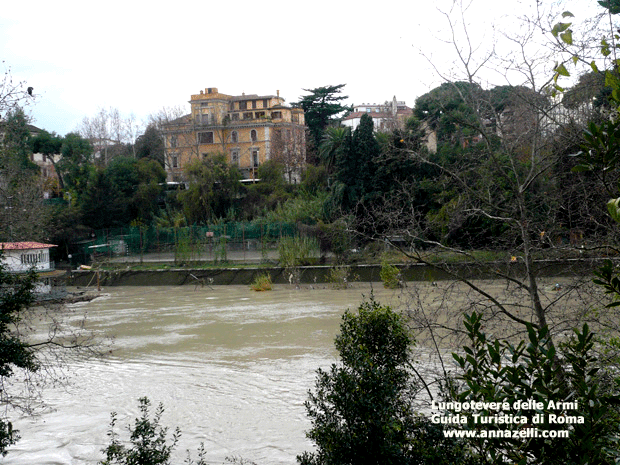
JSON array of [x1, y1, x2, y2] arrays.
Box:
[[250, 130, 257, 142], [198, 132, 214, 144], [170, 135, 178, 148], [252, 100, 257, 109], [252, 148, 260, 167], [231, 131, 238, 143], [21, 252, 47, 265], [271, 111, 282, 119], [239, 101, 247, 110], [231, 113, 239, 121], [255, 111, 265, 119], [263, 99, 269, 108], [243, 112, 253, 120], [172, 155, 178, 168], [231, 149, 240, 165]]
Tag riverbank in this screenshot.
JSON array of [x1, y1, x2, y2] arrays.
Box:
[[67, 257, 607, 287]]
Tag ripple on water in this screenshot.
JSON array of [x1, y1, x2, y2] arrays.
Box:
[[7, 285, 368, 464]]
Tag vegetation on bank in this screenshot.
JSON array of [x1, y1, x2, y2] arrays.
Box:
[[5, 0, 620, 463]]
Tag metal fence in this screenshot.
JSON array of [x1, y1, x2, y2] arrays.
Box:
[[71, 222, 300, 265]]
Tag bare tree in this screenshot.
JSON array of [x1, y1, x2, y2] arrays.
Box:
[[78, 107, 144, 165], [361, 0, 616, 368], [0, 62, 33, 121]]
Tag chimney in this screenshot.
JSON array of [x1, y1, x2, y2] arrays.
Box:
[[277, 90, 280, 97]]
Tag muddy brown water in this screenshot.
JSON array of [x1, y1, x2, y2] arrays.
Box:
[[5, 278, 588, 464], [5, 284, 407, 465]]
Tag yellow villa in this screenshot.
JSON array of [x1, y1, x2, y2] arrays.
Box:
[[163, 87, 306, 183]]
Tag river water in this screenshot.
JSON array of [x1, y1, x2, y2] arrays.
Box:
[[5, 284, 404, 465]]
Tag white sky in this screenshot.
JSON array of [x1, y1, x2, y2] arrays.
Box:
[[0, 0, 600, 137]]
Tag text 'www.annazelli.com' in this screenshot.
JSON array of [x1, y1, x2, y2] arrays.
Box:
[[443, 428, 570, 439]]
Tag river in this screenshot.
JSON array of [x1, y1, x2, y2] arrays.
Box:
[[5, 284, 404, 465]]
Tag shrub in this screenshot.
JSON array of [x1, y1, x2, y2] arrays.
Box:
[[99, 397, 180, 465], [327, 265, 355, 289], [250, 273, 272, 291], [277, 235, 319, 267], [380, 260, 402, 289]]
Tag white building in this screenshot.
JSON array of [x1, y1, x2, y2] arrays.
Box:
[[342, 96, 413, 132], [341, 96, 437, 153], [0, 242, 64, 295]]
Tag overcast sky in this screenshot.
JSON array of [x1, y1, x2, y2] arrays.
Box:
[[1, 0, 594, 137]]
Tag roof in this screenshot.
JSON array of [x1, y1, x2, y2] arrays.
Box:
[[343, 109, 413, 121], [0, 242, 57, 250]]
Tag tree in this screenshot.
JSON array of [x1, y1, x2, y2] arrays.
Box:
[[100, 397, 180, 465], [299, 298, 465, 465], [1, 108, 38, 174], [135, 124, 165, 166], [57, 132, 94, 197], [446, 312, 620, 465], [180, 154, 242, 223], [327, 2, 620, 404], [0, 63, 33, 121], [318, 126, 348, 175], [0, 263, 37, 456], [0, 108, 52, 241], [79, 107, 143, 165], [297, 85, 351, 161]]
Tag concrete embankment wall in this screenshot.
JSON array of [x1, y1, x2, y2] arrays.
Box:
[[67, 258, 606, 287]]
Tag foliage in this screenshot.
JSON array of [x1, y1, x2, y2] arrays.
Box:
[[318, 127, 348, 174], [57, 132, 94, 198], [277, 235, 319, 268], [298, 299, 415, 465], [0, 260, 39, 456], [180, 155, 242, 224], [296, 84, 352, 157], [327, 264, 351, 290], [99, 397, 180, 465], [79, 169, 126, 230], [380, 260, 402, 289], [1, 108, 38, 174], [300, 164, 328, 195], [263, 192, 328, 225], [250, 273, 272, 291], [135, 124, 165, 166], [299, 298, 468, 465], [448, 312, 620, 465]]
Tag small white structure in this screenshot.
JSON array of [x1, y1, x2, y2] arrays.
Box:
[[0, 242, 64, 295]]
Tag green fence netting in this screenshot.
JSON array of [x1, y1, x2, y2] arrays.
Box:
[[75, 222, 299, 260]]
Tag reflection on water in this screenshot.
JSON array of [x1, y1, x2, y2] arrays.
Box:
[[6, 284, 401, 465]]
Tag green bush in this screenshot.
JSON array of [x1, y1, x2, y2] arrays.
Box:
[[99, 397, 180, 465], [250, 273, 272, 291], [447, 312, 620, 465], [299, 298, 469, 465], [277, 235, 319, 267], [380, 260, 402, 289], [327, 265, 351, 289]]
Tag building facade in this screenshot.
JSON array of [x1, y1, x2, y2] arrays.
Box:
[[163, 87, 306, 183], [0, 242, 64, 295], [342, 96, 436, 152], [341, 97, 413, 132]]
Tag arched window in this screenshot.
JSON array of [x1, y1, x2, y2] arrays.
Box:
[[250, 129, 257, 142]]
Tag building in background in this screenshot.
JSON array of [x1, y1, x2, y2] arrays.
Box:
[[342, 97, 413, 132], [0, 241, 65, 296], [163, 87, 306, 183], [342, 96, 436, 152]]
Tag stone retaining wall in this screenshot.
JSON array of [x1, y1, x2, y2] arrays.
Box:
[[67, 258, 606, 287]]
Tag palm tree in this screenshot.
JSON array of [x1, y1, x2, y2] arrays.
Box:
[[318, 126, 349, 174]]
